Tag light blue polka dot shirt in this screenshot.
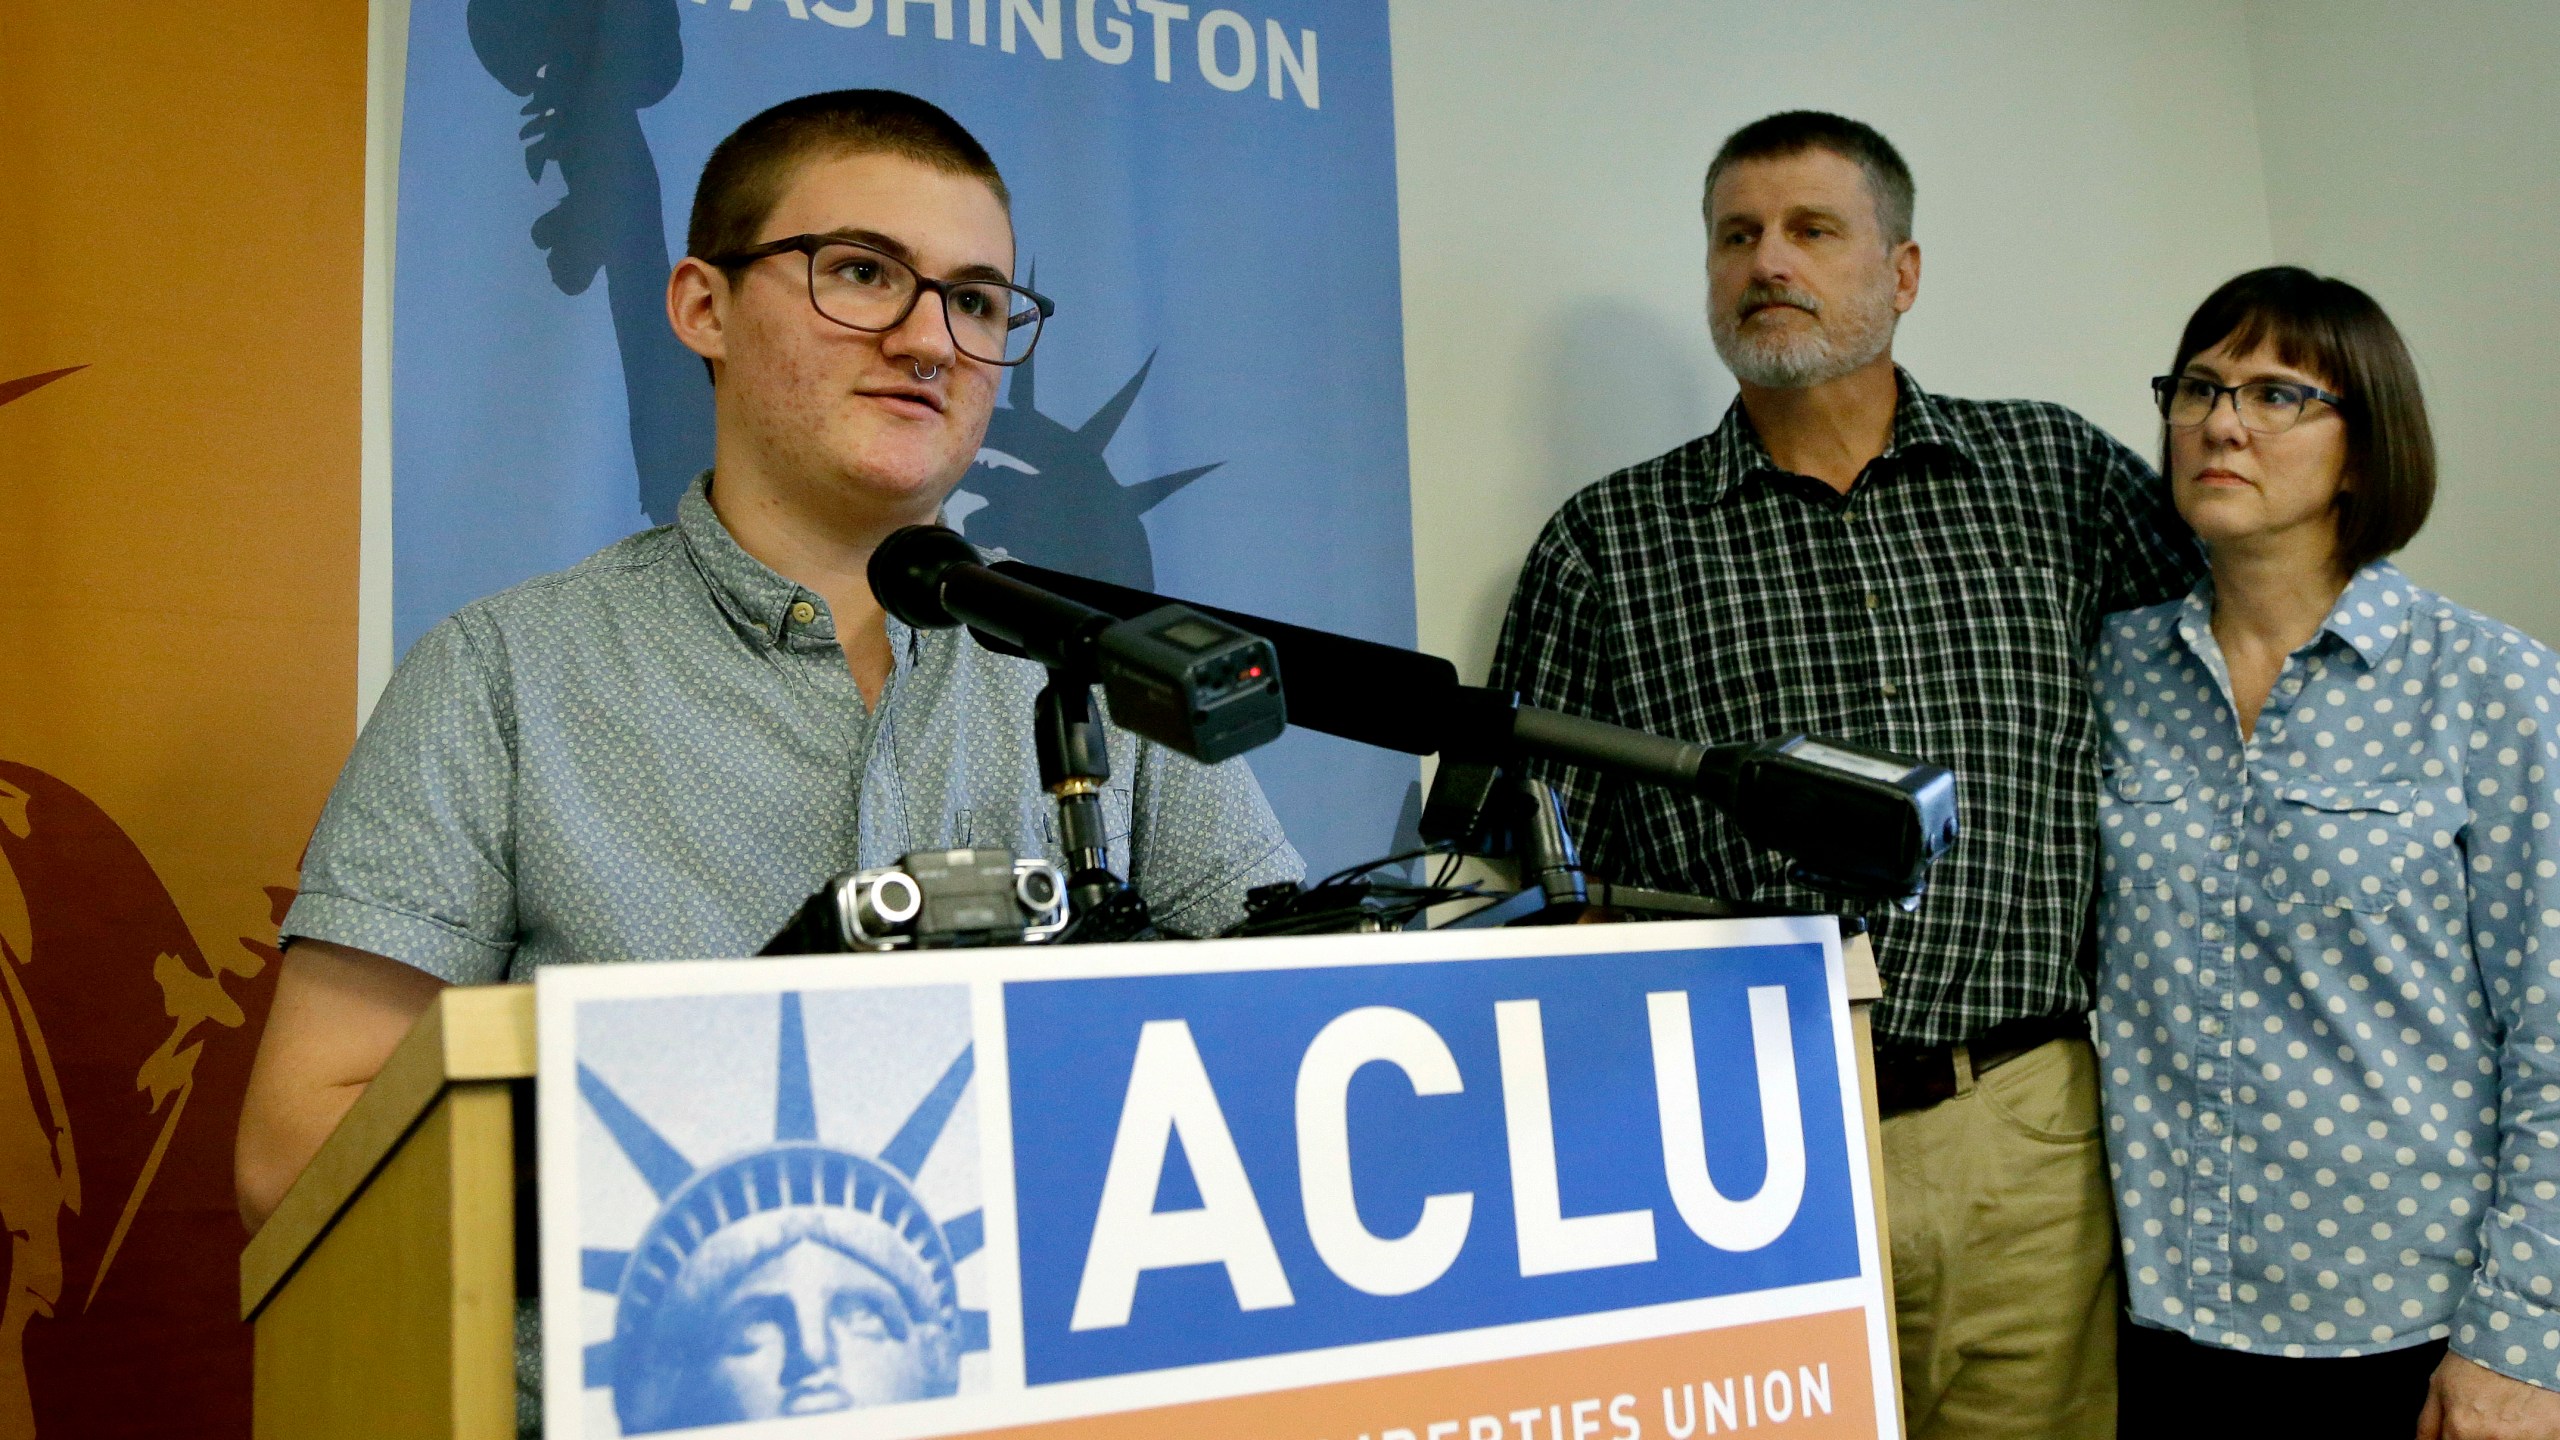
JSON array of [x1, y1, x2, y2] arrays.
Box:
[[2094, 560, 2560, 1381]]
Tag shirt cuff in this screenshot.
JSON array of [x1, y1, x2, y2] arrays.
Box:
[[2453, 1225, 2560, 1389], [280, 889, 517, 987]]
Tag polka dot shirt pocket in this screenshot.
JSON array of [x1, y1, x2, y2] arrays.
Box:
[[2260, 780, 2470, 919], [2100, 761, 2200, 896]]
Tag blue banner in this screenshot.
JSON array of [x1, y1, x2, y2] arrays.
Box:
[[393, 0, 1418, 872]]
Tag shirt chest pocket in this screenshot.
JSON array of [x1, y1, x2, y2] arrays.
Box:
[[1942, 561, 2088, 706], [2100, 762, 2200, 892], [2262, 780, 2470, 915]]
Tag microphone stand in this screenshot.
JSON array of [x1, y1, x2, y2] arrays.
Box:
[[1033, 669, 1155, 944], [1434, 774, 1755, 929]]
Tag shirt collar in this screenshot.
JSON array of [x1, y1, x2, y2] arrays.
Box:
[[1695, 366, 1978, 506], [2169, 558, 2417, 674], [677, 470, 915, 653], [2317, 559, 2418, 669]]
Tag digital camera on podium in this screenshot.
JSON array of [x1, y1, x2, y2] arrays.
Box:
[[762, 848, 1070, 953]]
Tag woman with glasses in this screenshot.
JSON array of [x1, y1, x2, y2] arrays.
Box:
[[2096, 266, 2560, 1437]]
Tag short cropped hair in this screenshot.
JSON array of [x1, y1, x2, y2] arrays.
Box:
[[1703, 111, 1915, 247], [685, 88, 1009, 267], [2166, 266, 2435, 573]]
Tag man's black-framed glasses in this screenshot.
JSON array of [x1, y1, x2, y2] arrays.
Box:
[[2151, 374, 2345, 435], [711, 234, 1055, 366]]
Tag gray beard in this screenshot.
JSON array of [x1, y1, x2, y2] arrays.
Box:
[[1711, 280, 1899, 390]]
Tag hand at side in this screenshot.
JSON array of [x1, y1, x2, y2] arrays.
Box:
[[2420, 1353, 2560, 1440]]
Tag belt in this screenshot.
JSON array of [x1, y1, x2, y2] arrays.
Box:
[[1873, 1012, 2087, 1119]]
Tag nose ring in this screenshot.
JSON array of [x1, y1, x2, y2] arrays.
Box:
[[911, 360, 939, 382]]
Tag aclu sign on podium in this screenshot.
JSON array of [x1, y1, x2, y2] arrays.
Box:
[[538, 919, 1898, 1438]]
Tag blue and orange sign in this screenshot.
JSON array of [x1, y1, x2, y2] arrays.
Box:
[[538, 918, 1896, 1439]]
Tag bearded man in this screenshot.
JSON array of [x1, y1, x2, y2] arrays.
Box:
[[1489, 112, 2200, 1440]]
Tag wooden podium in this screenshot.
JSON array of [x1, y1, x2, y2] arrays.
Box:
[[239, 984, 536, 1440], [240, 936, 1892, 1440]]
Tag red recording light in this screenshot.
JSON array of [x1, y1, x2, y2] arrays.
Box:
[[1246, 666, 1264, 678]]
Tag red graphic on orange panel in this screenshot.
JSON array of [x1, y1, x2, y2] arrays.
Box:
[[0, 763, 281, 1439], [0, 368, 86, 410]]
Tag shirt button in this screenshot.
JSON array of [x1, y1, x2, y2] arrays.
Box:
[[790, 601, 817, 624], [1880, 680, 1899, 697], [1864, 591, 1881, 610]]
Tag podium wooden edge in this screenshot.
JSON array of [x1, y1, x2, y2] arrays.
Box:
[[240, 983, 537, 1321], [1842, 930, 1882, 1004], [1840, 932, 1903, 1417]]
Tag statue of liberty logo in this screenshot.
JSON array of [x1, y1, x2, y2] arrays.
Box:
[[572, 990, 988, 1432], [965, 345, 1218, 591]]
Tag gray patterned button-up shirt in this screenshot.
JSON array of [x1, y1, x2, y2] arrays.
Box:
[[282, 474, 1303, 982]]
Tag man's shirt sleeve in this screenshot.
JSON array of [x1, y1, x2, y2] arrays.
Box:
[[279, 613, 521, 985], [1488, 510, 1612, 850], [2451, 638, 2560, 1386], [1126, 743, 1304, 936], [2082, 421, 2204, 621]]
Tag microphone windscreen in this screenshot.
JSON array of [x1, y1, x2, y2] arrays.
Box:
[[869, 525, 982, 629]]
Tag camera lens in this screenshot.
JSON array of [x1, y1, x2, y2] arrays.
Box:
[[867, 871, 923, 925], [1016, 865, 1061, 913]]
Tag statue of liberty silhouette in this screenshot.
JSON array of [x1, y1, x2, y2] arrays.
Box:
[[465, 0, 1219, 582], [469, 0, 712, 527], [970, 347, 1216, 589]]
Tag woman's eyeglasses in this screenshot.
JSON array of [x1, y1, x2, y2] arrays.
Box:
[[2151, 374, 2345, 434]]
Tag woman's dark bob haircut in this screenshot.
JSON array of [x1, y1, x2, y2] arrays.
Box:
[[2167, 265, 2435, 573]]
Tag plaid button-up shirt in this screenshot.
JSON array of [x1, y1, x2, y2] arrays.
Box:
[[1490, 369, 2202, 1046]]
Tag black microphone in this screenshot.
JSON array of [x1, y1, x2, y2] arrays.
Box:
[[985, 556, 1959, 903], [986, 556, 1484, 755], [986, 558, 1716, 779], [1695, 735, 1960, 901], [870, 526, 1287, 764], [872, 524, 1108, 671]]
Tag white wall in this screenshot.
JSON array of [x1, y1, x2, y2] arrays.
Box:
[[1390, 0, 2278, 681], [2245, 1, 2560, 647]]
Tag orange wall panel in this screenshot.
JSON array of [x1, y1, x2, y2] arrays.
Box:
[[0, 2, 368, 1435]]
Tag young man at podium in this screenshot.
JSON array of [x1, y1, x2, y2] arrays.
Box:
[[235, 89, 1302, 1230]]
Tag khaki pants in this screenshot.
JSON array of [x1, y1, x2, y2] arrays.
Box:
[[1882, 1035, 2118, 1440]]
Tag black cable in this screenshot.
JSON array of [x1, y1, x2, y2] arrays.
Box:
[[1431, 844, 1464, 891], [1312, 842, 1451, 893]]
